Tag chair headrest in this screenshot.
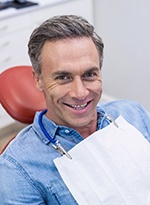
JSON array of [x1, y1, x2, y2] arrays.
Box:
[[0, 66, 46, 124]]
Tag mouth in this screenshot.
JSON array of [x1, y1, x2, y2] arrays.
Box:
[[64, 101, 91, 110]]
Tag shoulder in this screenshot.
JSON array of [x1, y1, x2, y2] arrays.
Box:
[[98, 99, 150, 141], [98, 99, 147, 117], [99, 99, 141, 109]]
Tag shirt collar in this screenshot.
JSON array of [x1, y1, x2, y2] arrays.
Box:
[[33, 107, 109, 144]]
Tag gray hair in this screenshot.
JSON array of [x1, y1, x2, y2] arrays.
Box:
[[28, 15, 104, 75]]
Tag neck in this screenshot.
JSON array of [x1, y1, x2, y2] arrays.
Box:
[[76, 122, 97, 139]]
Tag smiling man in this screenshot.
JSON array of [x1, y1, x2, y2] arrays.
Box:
[[34, 37, 102, 138], [1, 15, 150, 205]]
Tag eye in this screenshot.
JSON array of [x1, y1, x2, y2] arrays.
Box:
[[84, 72, 95, 77], [56, 75, 68, 80], [82, 71, 98, 80], [55, 74, 72, 84]]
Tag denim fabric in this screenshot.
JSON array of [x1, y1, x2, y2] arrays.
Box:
[[0, 100, 150, 204]]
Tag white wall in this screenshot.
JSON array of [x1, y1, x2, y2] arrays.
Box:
[[94, 0, 150, 111]]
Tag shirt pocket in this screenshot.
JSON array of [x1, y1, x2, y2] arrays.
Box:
[[48, 179, 77, 205]]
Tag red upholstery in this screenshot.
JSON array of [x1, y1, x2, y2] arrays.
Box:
[[0, 66, 46, 124]]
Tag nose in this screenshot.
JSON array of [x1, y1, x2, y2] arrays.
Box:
[[69, 77, 89, 100]]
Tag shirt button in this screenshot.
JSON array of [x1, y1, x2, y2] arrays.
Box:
[[64, 129, 70, 134]]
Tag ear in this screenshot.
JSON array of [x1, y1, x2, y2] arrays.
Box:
[[32, 71, 43, 92]]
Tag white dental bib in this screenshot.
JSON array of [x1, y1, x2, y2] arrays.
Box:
[[54, 116, 150, 205]]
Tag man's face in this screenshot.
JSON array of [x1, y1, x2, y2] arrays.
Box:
[[35, 37, 102, 130]]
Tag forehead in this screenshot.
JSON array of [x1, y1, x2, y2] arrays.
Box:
[[41, 37, 100, 73]]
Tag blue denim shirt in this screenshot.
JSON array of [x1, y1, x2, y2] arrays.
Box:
[[1, 100, 150, 204]]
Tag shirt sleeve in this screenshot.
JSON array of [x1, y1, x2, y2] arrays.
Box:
[[136, 101, 150, 142], [0, 155, 46, 205]]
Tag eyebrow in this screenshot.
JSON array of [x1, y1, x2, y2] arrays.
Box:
[[52, 67, 100, 77], [84, 67, 100, 73], [52, 71, 71, 78]]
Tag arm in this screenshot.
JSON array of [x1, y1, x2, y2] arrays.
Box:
[[136, 102, 150, 142], [0, 155, 46, 205]]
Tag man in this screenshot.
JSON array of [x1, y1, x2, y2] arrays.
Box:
[[0, 15, 150, 204]]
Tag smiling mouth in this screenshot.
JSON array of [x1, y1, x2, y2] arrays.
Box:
[[65, 101, 90, 110]]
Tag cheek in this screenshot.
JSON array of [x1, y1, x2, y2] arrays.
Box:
[[42, 77, 60, 93], [96, 78, 103, 91], [95, 84, 103, 96], [88, 80, 102, 95], [43, 81, 68, 102]]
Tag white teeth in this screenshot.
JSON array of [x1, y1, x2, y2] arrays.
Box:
[[70, 103, 87, 109]]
